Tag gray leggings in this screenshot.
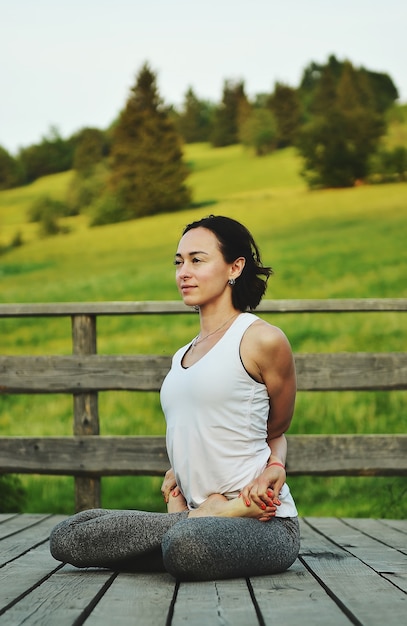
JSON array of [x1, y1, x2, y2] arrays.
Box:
[[50, 508, 300, 581]]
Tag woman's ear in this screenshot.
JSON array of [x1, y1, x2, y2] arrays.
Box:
[[230, 256, 246, 281]]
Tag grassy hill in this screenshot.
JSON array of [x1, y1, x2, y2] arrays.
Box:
[[0, 143, 406, 517]]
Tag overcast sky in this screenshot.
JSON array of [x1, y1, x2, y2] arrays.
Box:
[[2, 0, 406, 154]]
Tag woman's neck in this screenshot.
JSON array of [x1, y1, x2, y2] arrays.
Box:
[[194, 309, 241, 348]]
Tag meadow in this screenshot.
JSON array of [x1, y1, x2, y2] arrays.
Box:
[[0, 142, 406, 518]]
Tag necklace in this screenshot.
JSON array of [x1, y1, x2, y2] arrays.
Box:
[[191, 313, 240, 349]]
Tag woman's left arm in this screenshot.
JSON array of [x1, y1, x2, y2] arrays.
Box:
[[240, 321, 296, 510]]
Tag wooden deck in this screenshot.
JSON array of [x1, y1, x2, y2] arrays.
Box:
[[0, 514, 405, 625]]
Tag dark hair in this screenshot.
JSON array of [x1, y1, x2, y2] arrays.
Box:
[[182, 215, 272, 311]]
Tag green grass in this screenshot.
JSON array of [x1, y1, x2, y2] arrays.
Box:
[[0, 141, 406, 517]]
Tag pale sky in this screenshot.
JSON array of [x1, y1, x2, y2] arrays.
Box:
[[2, 0, 406, 154]]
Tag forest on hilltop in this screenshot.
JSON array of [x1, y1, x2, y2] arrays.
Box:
[[0, 55, 406, 231]]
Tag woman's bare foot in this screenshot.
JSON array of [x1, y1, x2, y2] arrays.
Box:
[[167, 490, 189, 513], [187, 494, 276, 521]]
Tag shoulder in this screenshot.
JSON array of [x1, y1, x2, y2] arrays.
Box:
[[245, 318, 292, 353], [241, 318, 295, 383]]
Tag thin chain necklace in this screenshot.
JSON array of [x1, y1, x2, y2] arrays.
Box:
[[191, 313, 240, 349]]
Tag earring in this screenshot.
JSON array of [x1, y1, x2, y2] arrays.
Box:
[[228, 278, 236, 286]]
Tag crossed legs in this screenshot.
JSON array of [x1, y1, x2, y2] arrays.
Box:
[[50, 506, 300, 580]]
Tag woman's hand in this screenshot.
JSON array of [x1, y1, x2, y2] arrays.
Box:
[[240, 464, 286, 520], [161, 467, 181, 504]]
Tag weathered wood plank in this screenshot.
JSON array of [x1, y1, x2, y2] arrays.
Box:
[[0, 513, 18, 524], [341, 518, 407, 553], [379, 519, 407, 534], [294, 352, 407, 390], [249, 561, 351, 625], [1, 352, 406, 393], [337, 518, 407, 592], [0, 515, 66, 567], [0, 298, 406, 317], [1, 435, 405, 477], [172, 579, 258, 626], [257, 298, 407, 312], [84, 572, 176, 626], [306, 518, 407, 592], [299, 518, 407, 625], [71, 314, 101, 512], [0, 514, 52, 540], [0, 436, 169, 476], [0, 542, 63, 616], [286, 434, 407, 476], [0, 354, 172, 393], [0, 435, 407, 476], [0, 301, 193, 317], [0, 564, 116, 625]]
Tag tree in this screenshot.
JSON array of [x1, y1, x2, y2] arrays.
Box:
[[361, 69, 399, 114], [72, 127, 109, 175], [103, 63, 191, 221], [298, 55, 343, 122], [0, 145, 22, 189], [239, 109, 277, 156], [297, 61, 386, 188], [268, 83, 302, 147], [211, 80, 251, 147], [177, 88, 214, 143], [369, 146, 407, 183], [18, 126, 75, 183], [298, 55, 398, 120], [66, 162, 108, 215], [66, 128, 110, 215]]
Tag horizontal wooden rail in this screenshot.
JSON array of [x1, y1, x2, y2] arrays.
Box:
[[0, 298, 406, 317], [1, 435, 406, 477], [1, 353, 407, 393], [0, 355, 171, 393]]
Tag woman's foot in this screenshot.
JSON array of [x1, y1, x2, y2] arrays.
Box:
[[167, 490, 189, 513], [187, 494, 276, 521]]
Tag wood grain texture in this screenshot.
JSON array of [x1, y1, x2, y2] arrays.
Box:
[[1, 298, 406, 317], [1, 352, 406, 392], [250, 562, 351, 626], [85, 573, 177, 626], [71, 314, 100, 511], [299, 518, 407, 626], [1, 435, 405, 476]]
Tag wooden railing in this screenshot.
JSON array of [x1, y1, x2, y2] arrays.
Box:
[[1, 299, 406, 511]]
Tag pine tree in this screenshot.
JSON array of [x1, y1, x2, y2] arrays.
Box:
[[0, 146, 22, 190], [297, 61, 386, 188], [211, 81, 251, 147], [239, 108, 277, 156], [108, 63, 191, 219], [73, 128, 108, 175], [178, 88, 214, 143], [268, 83, 302, 147]]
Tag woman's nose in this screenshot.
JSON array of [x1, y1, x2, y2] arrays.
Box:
[[178, 263, 191, 279]]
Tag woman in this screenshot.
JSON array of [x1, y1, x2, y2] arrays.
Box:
[[50, 215, 300, 580]]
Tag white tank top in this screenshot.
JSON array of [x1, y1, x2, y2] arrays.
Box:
[[160, 312, 297, 517]]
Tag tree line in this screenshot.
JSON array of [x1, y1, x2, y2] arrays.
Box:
[[0, 55, 405, 232]]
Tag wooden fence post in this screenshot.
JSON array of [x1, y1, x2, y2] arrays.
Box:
[[71, 314, 101, 511]]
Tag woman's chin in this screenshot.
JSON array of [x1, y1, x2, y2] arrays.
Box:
[[181, 295, 199, 308]]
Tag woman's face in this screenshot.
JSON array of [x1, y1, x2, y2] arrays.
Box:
[[174, 227, 233, 309]]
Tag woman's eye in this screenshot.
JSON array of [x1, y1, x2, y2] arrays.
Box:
[[192, 258, 201, 263], [173, 260, 182, 266]]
